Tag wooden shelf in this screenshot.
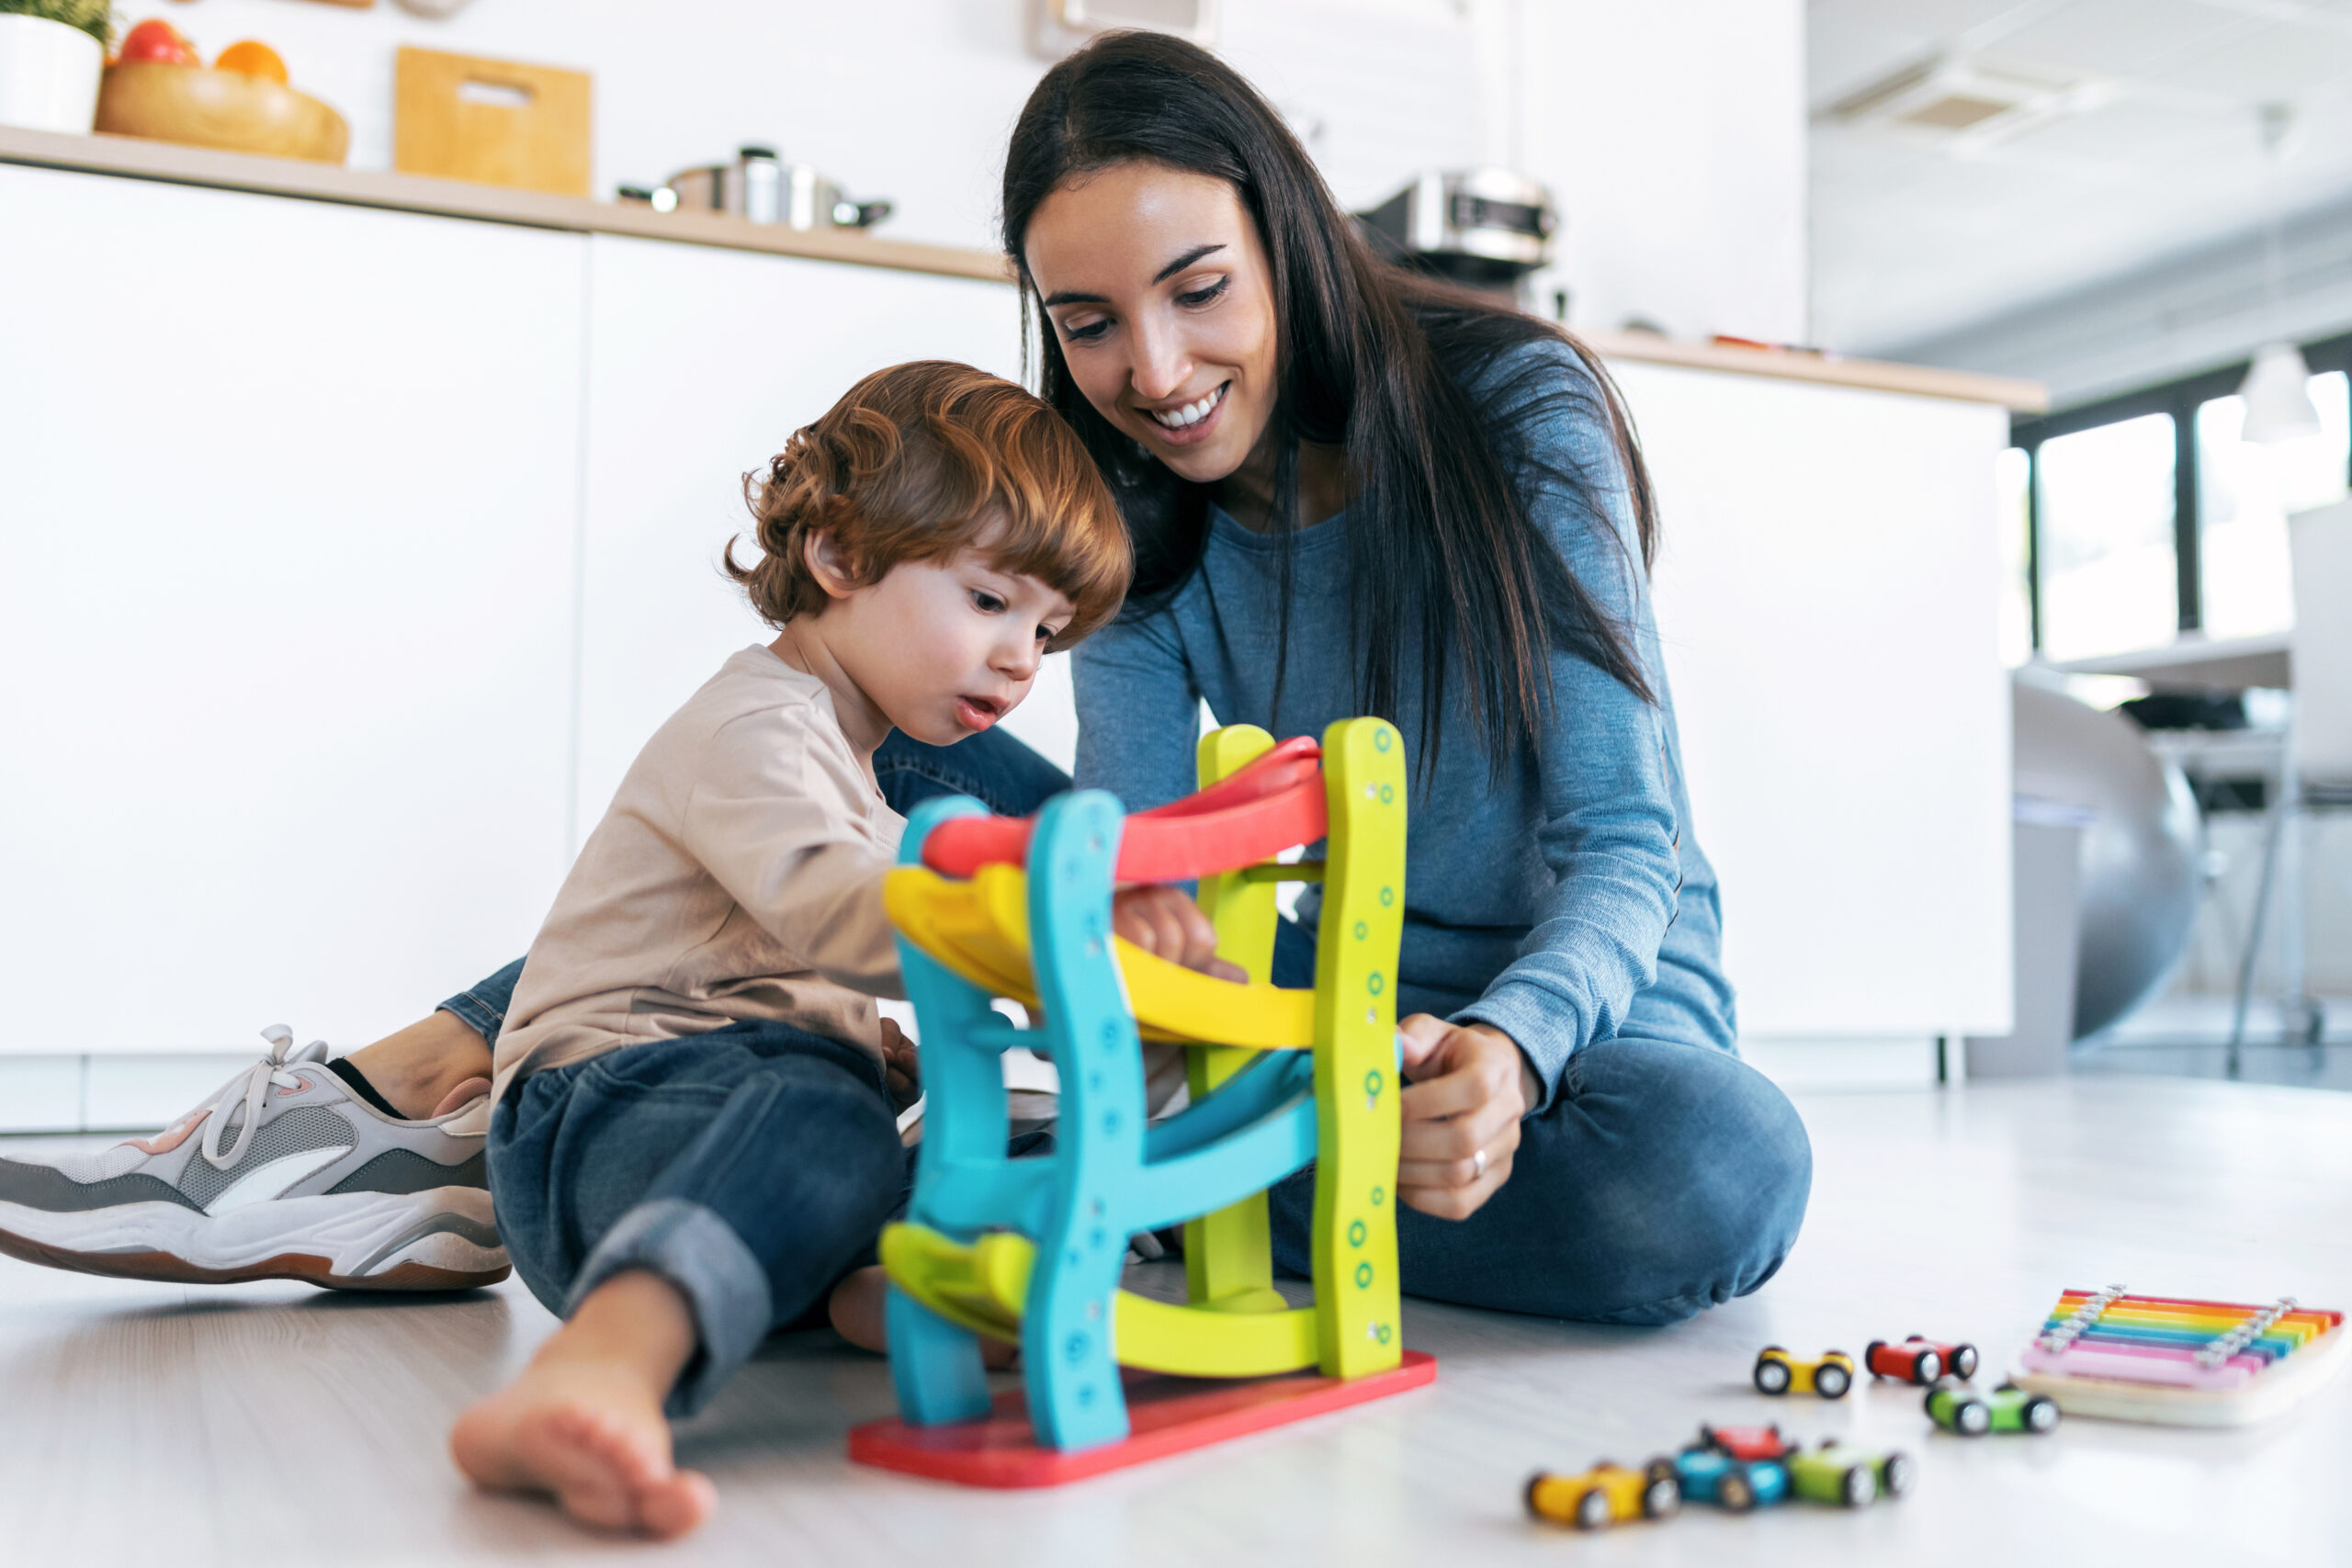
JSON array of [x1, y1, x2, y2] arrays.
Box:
[[0, 124, 2045, 409]]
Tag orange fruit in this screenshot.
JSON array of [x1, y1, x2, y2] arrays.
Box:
[[212, 40, 288, 85]]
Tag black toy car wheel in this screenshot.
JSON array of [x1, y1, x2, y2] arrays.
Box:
[[1754, 1359, 1792, 1395], [1576, 1487, 1612, 1530], [1718, 1471, 1757, 1513], [1951, 1342, 1980, 1380], [1816, 1361, 1852, 1399], [2024, 1395, 2061, 1433], [1880, 1452, 1915, 1497], [1842, 1466, 1875, 1508], [1911, 1348, 1942, 1384], [1642, 1476, 1680, 1519], [1954, 1398, 1991, 1437]]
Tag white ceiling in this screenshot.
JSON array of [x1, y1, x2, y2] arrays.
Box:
[[1811, 0, 2352, 354]]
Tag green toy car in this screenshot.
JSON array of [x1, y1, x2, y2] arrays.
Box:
[[1784, 1441, 1883, 1508], [1925, 1381, 2060, 1436]]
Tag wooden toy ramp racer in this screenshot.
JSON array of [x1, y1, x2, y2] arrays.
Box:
[[847, 720, 1437, 1487]]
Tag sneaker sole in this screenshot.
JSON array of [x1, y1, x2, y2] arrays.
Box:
[[0, 1187, 508, 1292]]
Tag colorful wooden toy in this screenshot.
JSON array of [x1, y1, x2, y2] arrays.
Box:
[[1925, 1381, 2059, 1436], [2011, 1286, 2349, 1427], [1753, 1345, 1855, 1398], [848, 721, 1432, 1485], [1863, 1337, 1944, 1384], [1672, 1445, 1789, 1512], [1810, 1439, 1913, 1500], [1786, 1441, 1895, 1507], [1526, 1458, 1681, 1529], [1695, 1421, 1792, 1462]]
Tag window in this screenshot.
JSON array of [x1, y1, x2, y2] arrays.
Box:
[[2034, 412, 2178, 663], [2195, 370, 2350, 641]]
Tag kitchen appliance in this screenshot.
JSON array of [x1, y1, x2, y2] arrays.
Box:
[[1356, 168, 1556, 290], [664, 147, 893, 231]]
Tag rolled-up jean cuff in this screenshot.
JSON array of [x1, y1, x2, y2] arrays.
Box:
[[564, 1197, 775, 1420], [437, 958, 526, 1047]]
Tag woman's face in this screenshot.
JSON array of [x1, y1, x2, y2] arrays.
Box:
[[1023, 162, 1279, 486]]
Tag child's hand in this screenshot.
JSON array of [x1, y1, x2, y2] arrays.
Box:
[[879, 1015, 921, 1111], [1111, 886, 1247, 982]]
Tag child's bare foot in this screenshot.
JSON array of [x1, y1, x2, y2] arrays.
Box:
[[450, 1269, 713, 1539], [830, 1263, 1016, 1366]]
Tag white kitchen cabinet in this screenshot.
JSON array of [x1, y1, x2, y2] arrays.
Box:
[[571, 235, 1023, 830], [1622, 363, 2015, 1044], [0, 164, 583, 1051]]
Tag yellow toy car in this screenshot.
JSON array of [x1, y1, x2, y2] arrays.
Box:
[[1525, 1457, 1682, 1530], [1753, 1345, 1856, 1398]]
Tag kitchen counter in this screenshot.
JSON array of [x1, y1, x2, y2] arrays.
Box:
[[0, 124, 2046, 412]]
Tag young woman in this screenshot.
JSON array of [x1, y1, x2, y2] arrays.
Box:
[[6, 34, 1806, 1338]]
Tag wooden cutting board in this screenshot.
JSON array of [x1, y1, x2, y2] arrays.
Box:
[[393, 47, 591, 197]]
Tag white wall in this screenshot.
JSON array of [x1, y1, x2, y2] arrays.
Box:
[[141, 0, 1805, 347]]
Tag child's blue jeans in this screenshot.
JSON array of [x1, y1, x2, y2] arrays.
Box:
[[487, 1021, 908, 1417]]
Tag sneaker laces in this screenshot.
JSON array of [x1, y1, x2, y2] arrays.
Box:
[[200, 1024, 332, 1170]]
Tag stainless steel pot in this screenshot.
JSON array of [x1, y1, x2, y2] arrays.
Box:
[[664, 146, 893, 231]]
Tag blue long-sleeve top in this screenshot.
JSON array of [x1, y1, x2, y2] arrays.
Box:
[[1070, 340, 1737, 1111]]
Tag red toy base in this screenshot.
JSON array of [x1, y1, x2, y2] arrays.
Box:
[[849, 1350, 1439, 1489]]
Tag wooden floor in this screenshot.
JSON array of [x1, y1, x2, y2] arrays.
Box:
[[2, 1075, 2345, 1566]]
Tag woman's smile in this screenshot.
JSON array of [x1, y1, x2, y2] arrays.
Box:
[[1138, 381, 1230, 445]]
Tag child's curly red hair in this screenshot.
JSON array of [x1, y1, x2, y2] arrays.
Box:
[[726, 360, 1130, 651]]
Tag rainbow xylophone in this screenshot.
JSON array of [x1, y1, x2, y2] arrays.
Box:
[[2010, 1286, 2348, 1427]]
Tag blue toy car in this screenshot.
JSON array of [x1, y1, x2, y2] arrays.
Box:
[[1673, 1445, 1791, 1513]]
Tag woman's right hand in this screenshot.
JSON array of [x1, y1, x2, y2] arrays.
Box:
[[1111, 886, 1246, 981]]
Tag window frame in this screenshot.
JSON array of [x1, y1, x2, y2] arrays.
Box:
[[2008, 328, 2352, 654]]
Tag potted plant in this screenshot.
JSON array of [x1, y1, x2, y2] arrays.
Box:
[[0, 1, 109, 134]]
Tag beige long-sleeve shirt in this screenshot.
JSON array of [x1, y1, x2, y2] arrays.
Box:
[[492, 646, 905, 1101]]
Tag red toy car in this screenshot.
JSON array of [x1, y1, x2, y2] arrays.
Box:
[[1894, 1335, 1978, 1382], [1863, 1338, 1943, 1385], [1696, 1422, 1794, 1463]]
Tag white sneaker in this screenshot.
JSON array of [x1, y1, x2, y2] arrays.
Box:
[[0, 1026, 507, 1291]]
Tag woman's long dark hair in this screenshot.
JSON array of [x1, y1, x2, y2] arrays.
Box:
[[1002, 31, 1661, 780]]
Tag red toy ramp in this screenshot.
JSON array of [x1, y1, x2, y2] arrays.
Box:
[[848, 1349, 1436, 1488], [922, 735, 1327, 884]]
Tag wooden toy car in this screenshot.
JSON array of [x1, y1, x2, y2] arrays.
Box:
[[1673, 1445, 1790, 1512], [1785, 1441, 1882, 1508], [1752, 1345, 1855, 1398], [1863, 1337, 1943, 1384], [1525, 1458, 1682, 1529], [1694, 1421, 1793, 1462], [1925, 1381, 2060, 1436], [1808, 1439, 1914, 1501], [1905, 1335, 1979, 1381]]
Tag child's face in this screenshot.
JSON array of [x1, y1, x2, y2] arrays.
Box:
[[821, 539, 1076, 746]]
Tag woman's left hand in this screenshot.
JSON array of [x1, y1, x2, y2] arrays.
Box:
[[1393, 1014, 1543, 1220]]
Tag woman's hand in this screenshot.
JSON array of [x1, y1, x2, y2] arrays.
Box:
[[879, 1015, 921, 1111], [1112, 886, 1247, 981], [1394, 1014, 1543, 1220]]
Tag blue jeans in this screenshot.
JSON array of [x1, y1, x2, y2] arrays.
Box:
[[457, 728, 1810, 1405], [489, 1022, 906, 1417]]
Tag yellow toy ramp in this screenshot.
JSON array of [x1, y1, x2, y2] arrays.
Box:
[[886, 866, 1317, 1050], [882, 1223, 1319, 1379]]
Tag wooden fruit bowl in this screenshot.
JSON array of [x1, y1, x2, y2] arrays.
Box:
[[96, 61, 348, 164]]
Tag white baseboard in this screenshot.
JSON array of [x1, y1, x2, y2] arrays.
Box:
[[0, 1054, 248, 1134], [1737, 1035, 1943, 1092]]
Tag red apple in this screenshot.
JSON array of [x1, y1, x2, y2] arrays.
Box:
[[119, 19, 200, 67]]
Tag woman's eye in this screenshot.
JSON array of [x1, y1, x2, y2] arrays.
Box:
[[1035, 624, 1057, 642], [1060, 317, 1110, 343], [1177, 277, 1229, 309], [971, 590, 1007, 614]]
